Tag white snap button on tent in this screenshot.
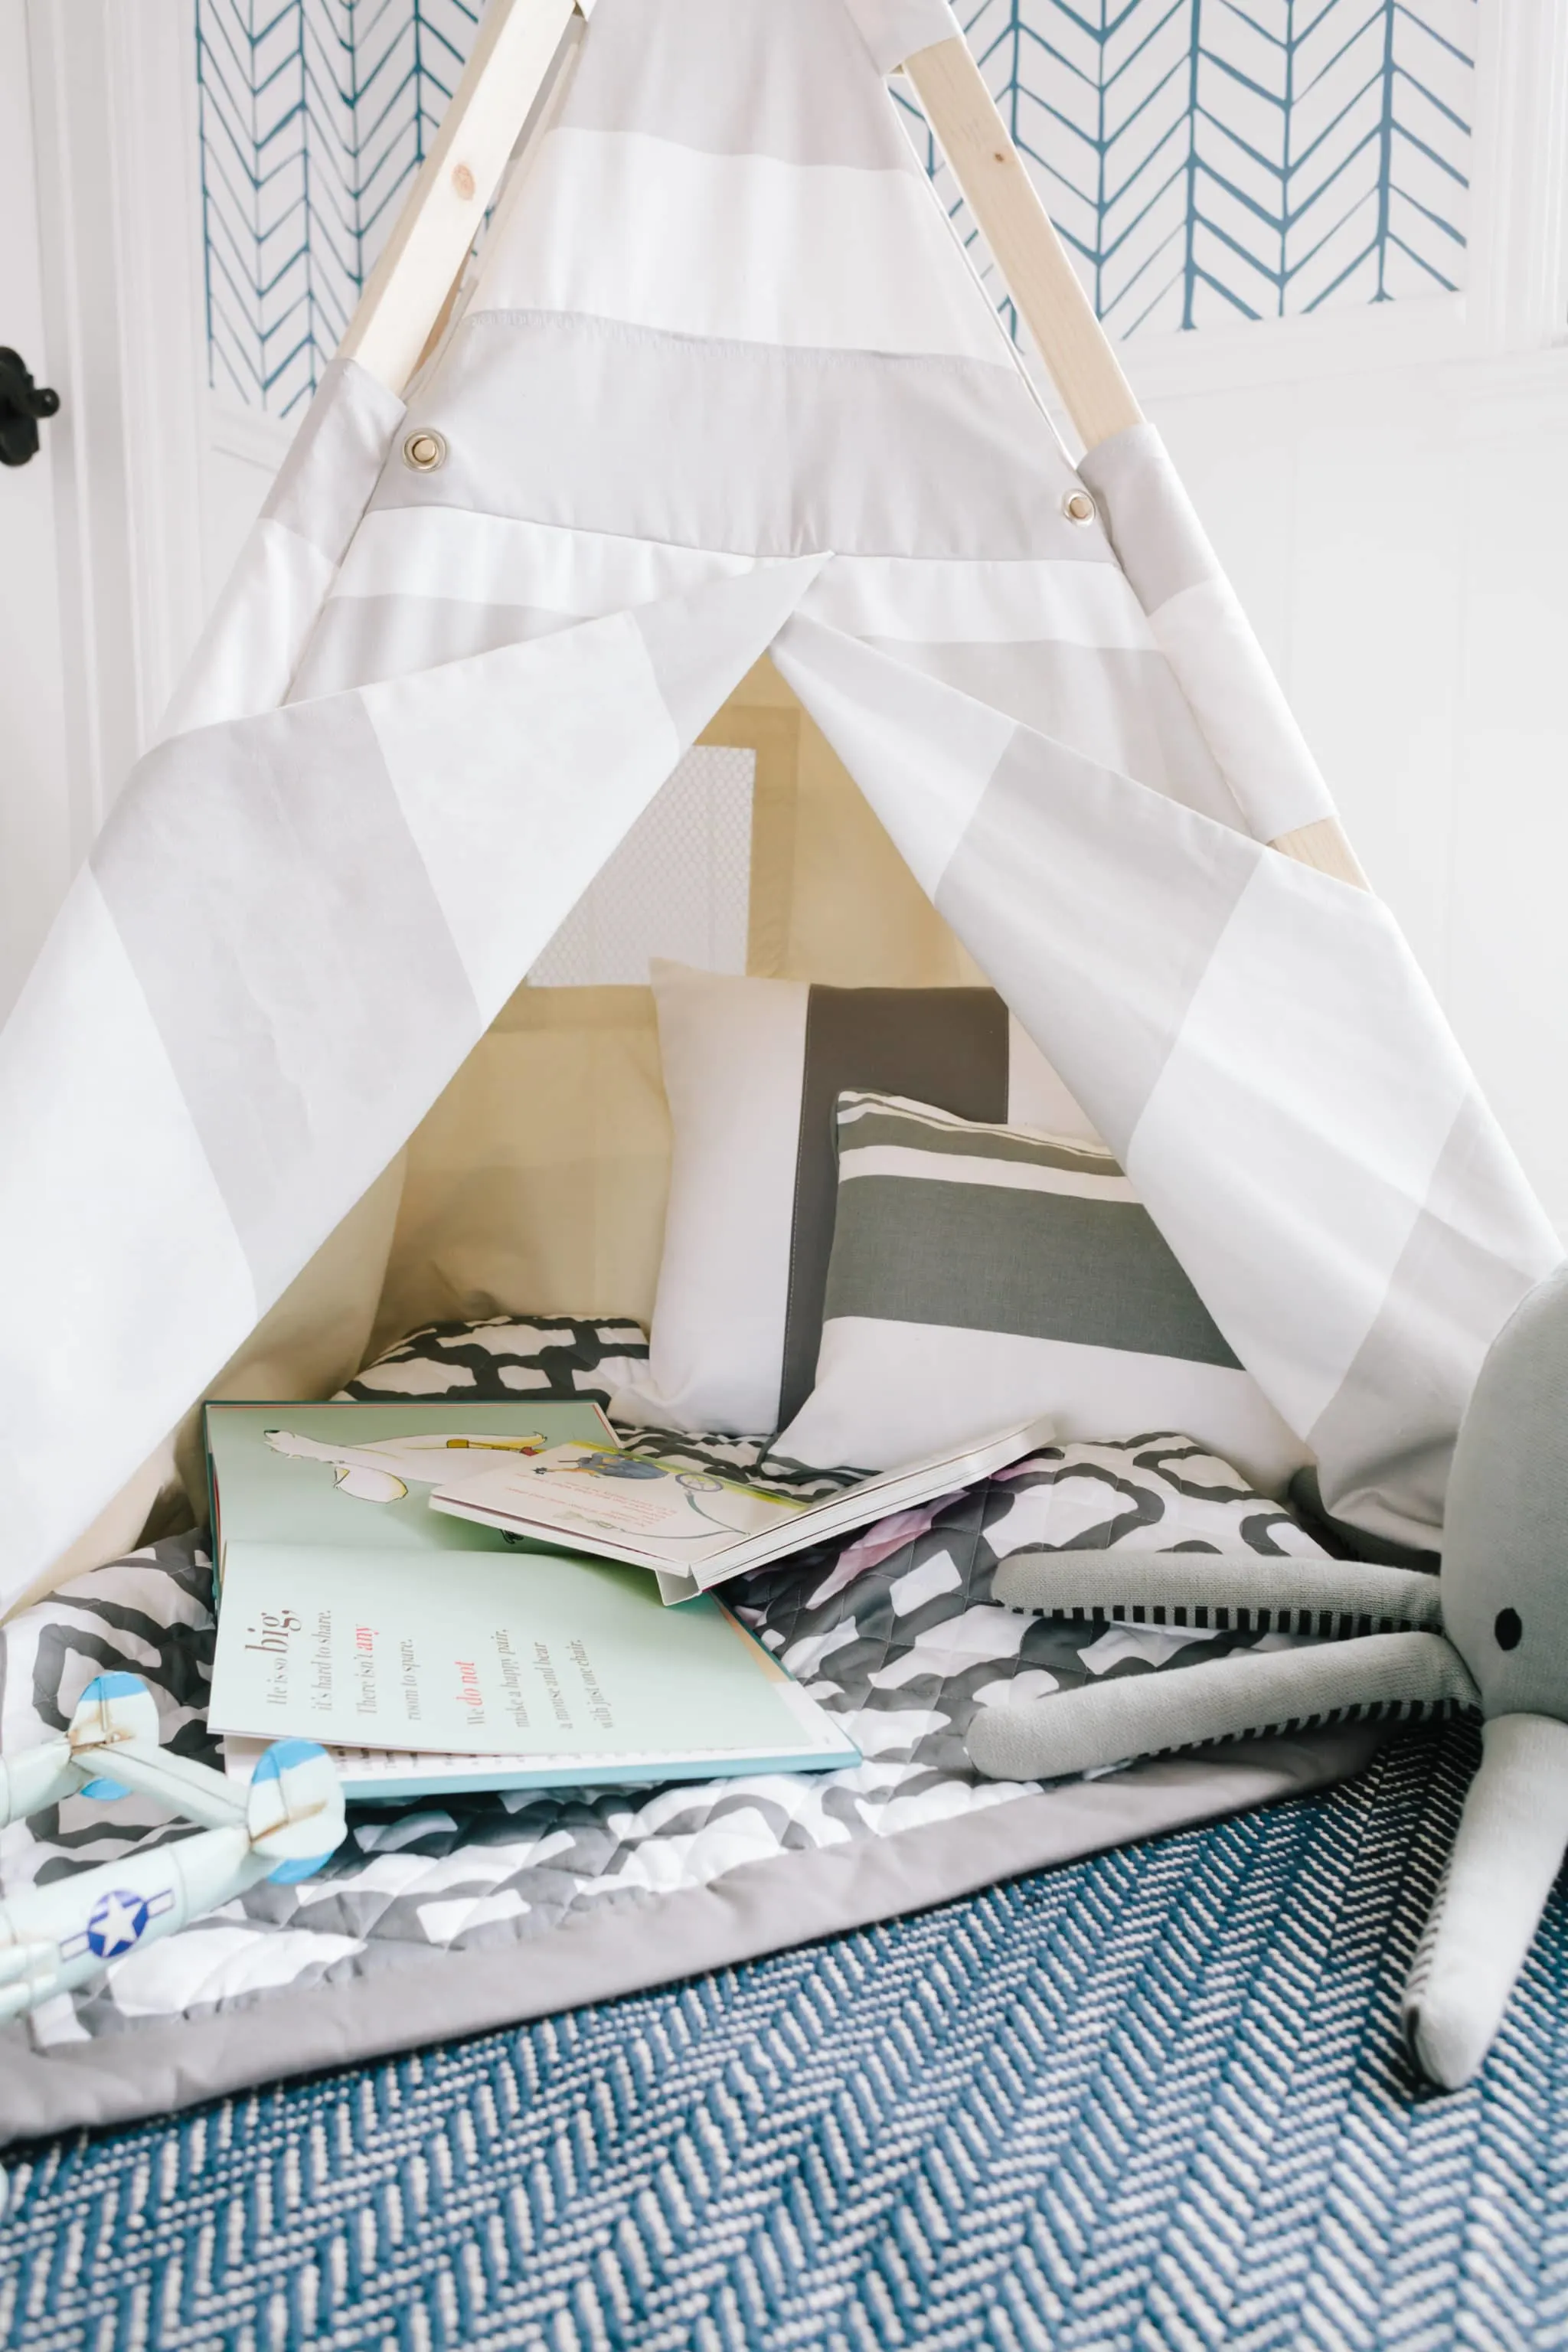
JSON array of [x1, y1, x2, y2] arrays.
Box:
[[403, 430, 447, 472], [1062, 488, 1096, 525]]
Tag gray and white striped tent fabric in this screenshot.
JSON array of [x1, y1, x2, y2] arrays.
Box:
[[0, 0, 1557, 1612]]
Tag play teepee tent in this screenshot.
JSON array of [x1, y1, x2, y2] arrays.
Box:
[[0, 0, 1558, 1615]]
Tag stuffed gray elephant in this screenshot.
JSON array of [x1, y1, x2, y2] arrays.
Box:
[[968, 1260, 1568, 2091]]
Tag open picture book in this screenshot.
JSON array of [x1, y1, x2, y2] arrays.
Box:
[[427, 1416, 1057, 1602], [203, 1401, 860, 1801]]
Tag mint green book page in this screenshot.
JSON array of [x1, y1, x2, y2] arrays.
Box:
[[205, 1401, 612, 1557], [209, 1540, 815, 1759]]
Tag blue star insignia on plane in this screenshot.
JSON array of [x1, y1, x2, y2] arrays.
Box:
[[58, 1886, 178, 1965], [86, 1890, 151, 1957]]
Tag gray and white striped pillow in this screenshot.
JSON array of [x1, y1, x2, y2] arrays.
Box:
[[611, 962, 1097, 1439], [773, 1092, 1307, 1492]]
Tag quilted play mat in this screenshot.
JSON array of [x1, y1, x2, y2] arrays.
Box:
[[3, 1720, 1566, 2351], [0, 1318, 1373, 2141]]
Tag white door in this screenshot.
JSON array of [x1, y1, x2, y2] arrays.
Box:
[[0, 0, 269, 1021], [0, 0, 70, 1016]]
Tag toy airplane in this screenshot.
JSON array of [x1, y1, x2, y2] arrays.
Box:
[[0, 1671, 344, 2023]]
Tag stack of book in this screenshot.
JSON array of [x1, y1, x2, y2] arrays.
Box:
[[204, 1400, 1051, 1802]]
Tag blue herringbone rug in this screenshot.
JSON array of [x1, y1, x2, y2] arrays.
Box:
[[5, 1724, 1567, 2352]]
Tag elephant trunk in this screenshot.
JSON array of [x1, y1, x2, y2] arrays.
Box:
[[1404, 1713, 1568, 2089]]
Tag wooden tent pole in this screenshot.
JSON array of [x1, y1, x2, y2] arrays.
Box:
[[902, 38, 1143, 452], [903, 35, 1367, 891], [338, 0, 581, 398]]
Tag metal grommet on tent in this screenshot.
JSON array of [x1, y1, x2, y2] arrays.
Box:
[[1062, 487, 1096, 526], [403, 430, 447, 472]]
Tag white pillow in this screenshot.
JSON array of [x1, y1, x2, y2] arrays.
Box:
[[612, 962, 1099, 1436], [772, 1090, 1308, 1494]]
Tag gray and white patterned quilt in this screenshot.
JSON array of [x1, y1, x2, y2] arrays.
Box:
[[0, 1317, 1378, 2144]]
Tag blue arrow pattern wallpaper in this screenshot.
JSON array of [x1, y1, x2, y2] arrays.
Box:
[[196, 0, 482, 412], [905, 0, 1477, 341], [196, 0, 1475, 414]]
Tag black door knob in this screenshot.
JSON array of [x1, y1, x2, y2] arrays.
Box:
[[0, 348, 60, 468]]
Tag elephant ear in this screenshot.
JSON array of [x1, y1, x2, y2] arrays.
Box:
[[1404, 1712, 1568, 2089], [1439, 1259, 1568, 1719]]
